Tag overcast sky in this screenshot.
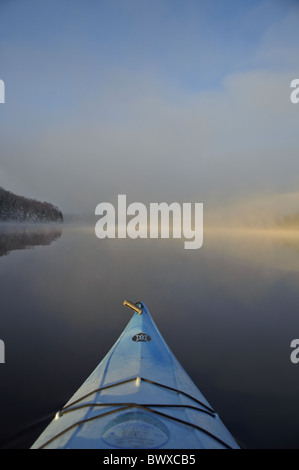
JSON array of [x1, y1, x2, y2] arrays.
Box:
[[1, 0, 299, 220]]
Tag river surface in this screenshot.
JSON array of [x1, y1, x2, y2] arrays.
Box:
[[0, 220, 299, 449]]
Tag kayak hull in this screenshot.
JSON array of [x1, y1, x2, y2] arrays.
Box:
[[31, 302, 239, 449]]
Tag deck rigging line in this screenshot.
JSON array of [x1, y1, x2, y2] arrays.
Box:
[[37, 377, 235, 450]]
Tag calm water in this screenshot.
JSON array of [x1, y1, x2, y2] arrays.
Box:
[[0, 220, 299, 449]]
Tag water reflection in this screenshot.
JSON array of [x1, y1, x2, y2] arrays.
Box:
[[0, 224, 62, 257], [0, 223, 299, 449], [204, 228, 299, 272]]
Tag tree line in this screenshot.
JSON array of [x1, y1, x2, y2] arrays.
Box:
[[0, 187, 63, 223]]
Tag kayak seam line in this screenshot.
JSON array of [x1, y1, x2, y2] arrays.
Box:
[[37, 403, 234, 450], [61, 376, 215, 415], [59, 402, 216, 418], [143, 378, 215, 414]]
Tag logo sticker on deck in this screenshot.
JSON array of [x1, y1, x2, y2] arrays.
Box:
[[132, 332, 152, 342], [102, 411, 169, 448]]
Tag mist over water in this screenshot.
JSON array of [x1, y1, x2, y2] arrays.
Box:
[[0, 220, 299, 449]]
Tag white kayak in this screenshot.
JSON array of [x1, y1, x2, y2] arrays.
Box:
[[31, 301, 240, 449]]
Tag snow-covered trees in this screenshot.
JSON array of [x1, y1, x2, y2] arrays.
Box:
[[0, 187, 63, 223]]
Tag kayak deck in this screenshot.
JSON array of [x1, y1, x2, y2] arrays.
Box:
[[31, 301, 239, 449]]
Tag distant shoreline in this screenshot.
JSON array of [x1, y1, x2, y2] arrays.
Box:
[[0, 187, 63, 224]]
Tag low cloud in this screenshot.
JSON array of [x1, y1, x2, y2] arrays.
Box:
[[1, 3, 299, 219]]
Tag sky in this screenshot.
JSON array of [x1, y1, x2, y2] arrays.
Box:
[[0, 0, 299, 222]]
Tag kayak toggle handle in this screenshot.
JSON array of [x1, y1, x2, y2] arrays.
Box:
[[123, 300, 143, 315]]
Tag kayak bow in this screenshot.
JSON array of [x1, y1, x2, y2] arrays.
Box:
[[31, 301, 240, 449]]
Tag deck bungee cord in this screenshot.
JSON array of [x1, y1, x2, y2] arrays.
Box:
[[31, 301, 240, 449]]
